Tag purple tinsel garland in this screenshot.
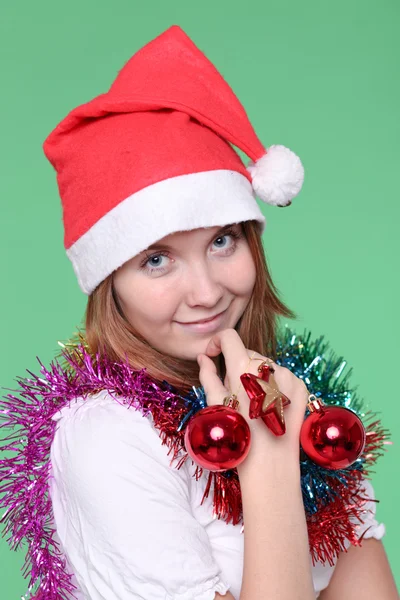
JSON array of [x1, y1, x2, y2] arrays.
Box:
[[0, 343, 188, 599]]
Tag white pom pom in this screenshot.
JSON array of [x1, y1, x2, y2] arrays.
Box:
[[247, 144, 305, 206]]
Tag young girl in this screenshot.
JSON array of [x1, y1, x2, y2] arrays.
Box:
[[2, 24, 397, 600]]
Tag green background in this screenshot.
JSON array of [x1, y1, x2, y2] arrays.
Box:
[[1, 0, 399, 595]]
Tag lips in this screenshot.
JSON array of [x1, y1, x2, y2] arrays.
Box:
[[178, 310, 225, 325]]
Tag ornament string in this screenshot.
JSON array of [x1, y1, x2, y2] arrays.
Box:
[[232, 351, 257, 398]]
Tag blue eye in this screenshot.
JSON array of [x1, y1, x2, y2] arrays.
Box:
[[214, 235, 229, 247], [139, 251, 170, 273], [212, 230, 242, 250]]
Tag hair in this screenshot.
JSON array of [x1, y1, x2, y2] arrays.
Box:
[[84, 220, 297, 395]]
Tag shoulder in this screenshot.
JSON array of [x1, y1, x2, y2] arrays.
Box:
[[50, 389, 190, 492], [51, 388, 149, 425], [51, 388, 164, 442]]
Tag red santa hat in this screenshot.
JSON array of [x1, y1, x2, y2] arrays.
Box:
[[43, 25, 304, 295]]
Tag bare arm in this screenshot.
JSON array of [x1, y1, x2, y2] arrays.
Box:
[[318, 538, 398, 600], [236, 447, 315, 600], [214, 451, 314, 600]]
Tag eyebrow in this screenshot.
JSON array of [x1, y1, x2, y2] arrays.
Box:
[[143, 223, 238, 253]]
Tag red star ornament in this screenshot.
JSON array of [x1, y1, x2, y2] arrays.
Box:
[[240, 364, 291, 436]]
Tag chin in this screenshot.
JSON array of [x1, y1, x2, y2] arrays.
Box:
[[168, 340, 210, 362]]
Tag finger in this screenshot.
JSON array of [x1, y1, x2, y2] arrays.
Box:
[[205, 329, 248, 367], [197, 354, 229, 406]]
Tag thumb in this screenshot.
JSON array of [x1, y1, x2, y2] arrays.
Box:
[[197, 354, 229, 407]]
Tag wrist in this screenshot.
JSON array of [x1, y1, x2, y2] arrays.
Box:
[[237, 439, 301, 482]]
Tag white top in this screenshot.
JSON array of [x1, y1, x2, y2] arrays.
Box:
[[48, 389, 386, 600]]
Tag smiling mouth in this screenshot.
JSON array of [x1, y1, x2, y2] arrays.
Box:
[[177, 309, 227, 325]]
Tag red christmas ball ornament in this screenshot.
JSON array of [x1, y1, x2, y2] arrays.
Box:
[[184, 405, 251, 472], [300, 395, 366, 470]]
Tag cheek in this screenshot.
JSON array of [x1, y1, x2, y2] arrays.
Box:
[[228, 250, 257, 296], [119, 278, 178, 326]]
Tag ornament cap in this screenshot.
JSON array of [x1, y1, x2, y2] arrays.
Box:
[[307, 395, 325, 413]]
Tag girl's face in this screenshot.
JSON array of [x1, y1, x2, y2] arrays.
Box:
[[112, 222, 256, 362]]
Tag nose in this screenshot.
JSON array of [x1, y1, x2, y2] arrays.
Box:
[[184, 262, 224, 308]]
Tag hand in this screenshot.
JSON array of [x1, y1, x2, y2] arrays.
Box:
[[197, 328, 310, 461]]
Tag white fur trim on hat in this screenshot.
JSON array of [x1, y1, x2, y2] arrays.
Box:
[[66, 170, 266, 295], [247, 144, 305, 206]]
